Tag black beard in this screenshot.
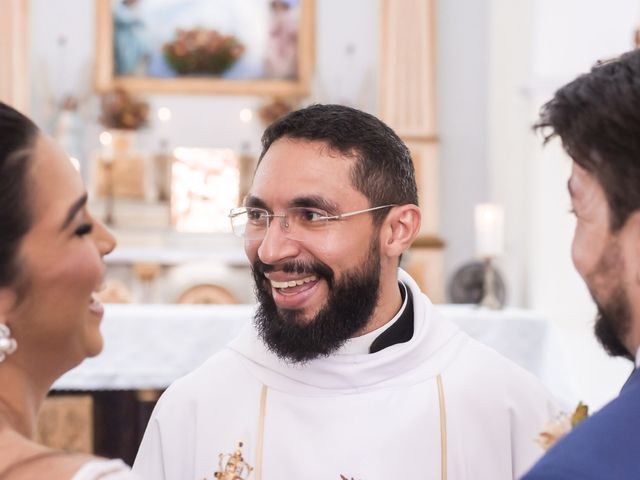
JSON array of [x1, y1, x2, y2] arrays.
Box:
[[594, 286, 633, 360], [252, 243, 381, 363], [588, 240, 633, 360]]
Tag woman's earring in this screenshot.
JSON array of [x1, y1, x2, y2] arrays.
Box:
[[0, 323, 17, 362]]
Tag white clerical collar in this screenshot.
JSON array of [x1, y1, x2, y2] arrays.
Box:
[[335, 283, 409, 356]]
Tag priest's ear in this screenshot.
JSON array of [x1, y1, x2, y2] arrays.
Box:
[[379, 204, 421, 258]]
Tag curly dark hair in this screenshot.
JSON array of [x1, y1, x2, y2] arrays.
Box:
[[0, 102, 38, 288], [535, 50, 640, 231], [259, 104, 418, 224]]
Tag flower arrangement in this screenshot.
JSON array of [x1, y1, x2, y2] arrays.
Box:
[[99, 88, 149, 130], [536, 401, 589, 450], [163, 27, 245, 76]]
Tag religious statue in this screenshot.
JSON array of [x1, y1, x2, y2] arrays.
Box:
[[113, 0, 150, 76], [213, 442, 253, 480]]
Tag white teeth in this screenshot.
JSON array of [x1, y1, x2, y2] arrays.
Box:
[[270, 275, 317, 289]]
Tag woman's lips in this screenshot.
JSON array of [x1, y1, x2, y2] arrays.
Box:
[[89, 294, 104, 318]]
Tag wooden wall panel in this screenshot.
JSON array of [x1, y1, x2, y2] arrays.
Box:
[[0, 0, 30, 112], [379, 0, 437, 139]]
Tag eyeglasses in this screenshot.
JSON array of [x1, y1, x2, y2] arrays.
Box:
[[228, 204, 396, 242]]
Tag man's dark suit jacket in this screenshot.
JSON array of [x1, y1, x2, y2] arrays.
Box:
[[522, 367, 640, 479]]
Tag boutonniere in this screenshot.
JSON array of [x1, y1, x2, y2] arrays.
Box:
[[536, 401, 589, 450]]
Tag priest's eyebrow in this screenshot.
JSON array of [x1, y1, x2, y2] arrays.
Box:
[[244, 195, 340, 213], [244, 195, 269, 210], [289, 195, 340, 214], [60, 193, 88, 231]]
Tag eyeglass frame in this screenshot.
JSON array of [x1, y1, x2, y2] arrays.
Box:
[[227, 204, 397, 239]]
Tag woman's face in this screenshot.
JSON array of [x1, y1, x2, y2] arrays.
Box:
[[8, 134, 116, 375]]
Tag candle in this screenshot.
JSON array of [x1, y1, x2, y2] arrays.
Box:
[[239, 108, 253, 123], [157, 107, 172, 149], [474, 203, 504, 258], [99, 131, 113, 162], [157, 107, 172, 123]]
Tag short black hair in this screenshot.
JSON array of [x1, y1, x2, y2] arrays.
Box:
[[535, 50, 640, 231], [259, 104, 418, 224], [0, 102, 38, 288]]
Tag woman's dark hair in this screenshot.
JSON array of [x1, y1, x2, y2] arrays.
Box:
[[0, 102, 38, 288], [259, 104, 418, 225]]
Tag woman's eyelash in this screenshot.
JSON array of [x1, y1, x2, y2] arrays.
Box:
[[75, 223, 93, 236]]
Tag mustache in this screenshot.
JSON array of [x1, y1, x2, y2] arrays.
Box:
[[253, 259, 334, 286]]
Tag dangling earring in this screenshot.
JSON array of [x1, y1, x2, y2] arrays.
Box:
[[0, 324, 17, 362]]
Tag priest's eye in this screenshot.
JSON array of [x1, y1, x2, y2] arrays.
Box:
[[75, 223, 94, 236], [297, 208, 326, 223]]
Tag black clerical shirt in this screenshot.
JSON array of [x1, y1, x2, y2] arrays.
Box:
[[369, 282, 414, 353]]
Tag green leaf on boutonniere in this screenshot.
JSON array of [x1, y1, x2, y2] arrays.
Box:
[[570, 401, 589, 428]]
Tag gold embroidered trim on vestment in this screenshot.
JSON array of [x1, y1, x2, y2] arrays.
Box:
[[255, 384, 268, 480], [437, 374, 447, 480]]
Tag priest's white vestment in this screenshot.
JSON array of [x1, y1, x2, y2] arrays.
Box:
[[133, 270, 557, 480]]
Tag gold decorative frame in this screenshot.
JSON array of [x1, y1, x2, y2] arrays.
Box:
[[95, 0, 315, 96]]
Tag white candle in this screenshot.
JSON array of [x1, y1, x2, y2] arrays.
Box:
[[157, 107, 172, 123], [238, 108, 254, 153], [239, 108, 253, 123], [157, 107, 172, 148], [99, 131, 113, 162], [474, 203, 504, 258]]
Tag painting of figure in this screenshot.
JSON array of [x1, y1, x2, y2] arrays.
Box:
[[97, 0, 313, 94]]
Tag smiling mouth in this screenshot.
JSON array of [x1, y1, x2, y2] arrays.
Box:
[[266, 274, 321, 303], [269, 274, 318, 289], [88, 291, 105, 316]]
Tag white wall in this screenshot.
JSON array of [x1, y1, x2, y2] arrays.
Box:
[[486, 0, 535, 307], [436, 0, 491, 296]]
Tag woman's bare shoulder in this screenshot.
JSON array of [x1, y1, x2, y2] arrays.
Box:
[[0, 447, 136, 479], [69, 458, 139, 479], [0, 447, 91, 480], [0, 430, 138, 480]]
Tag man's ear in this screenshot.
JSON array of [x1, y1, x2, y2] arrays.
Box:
[[379, 205, 421, 258]]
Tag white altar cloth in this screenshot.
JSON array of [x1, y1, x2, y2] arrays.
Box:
[[54, 304, 573, 404]]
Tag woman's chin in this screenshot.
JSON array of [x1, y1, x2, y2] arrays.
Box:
[[85, 335, 105, 359]]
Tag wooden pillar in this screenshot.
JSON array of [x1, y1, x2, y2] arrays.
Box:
[[379, 0, 445, 302], [0, 0, 30, 112]]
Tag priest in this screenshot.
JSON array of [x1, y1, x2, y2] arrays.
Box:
[[133, 104, 557, 480]]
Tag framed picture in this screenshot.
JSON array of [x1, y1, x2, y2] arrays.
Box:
[[95, 0, 315, 96]]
